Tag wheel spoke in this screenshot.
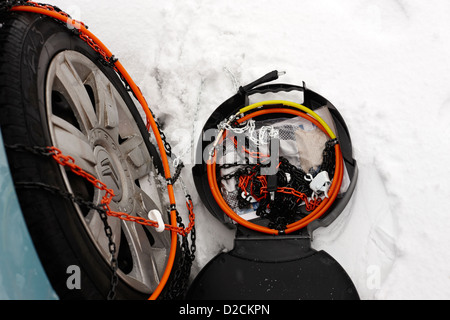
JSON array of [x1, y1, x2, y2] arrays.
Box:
[[85, 208, 122, 257], [54, 52, 98, 131], [51, 115, 97, 175], [97, 81, 120, 132], [118, 134, 144, 155], [134, 186, 162, 218], [134, 187, 171, 249], [121, 222, 167, 291], [118, 134, 154, 181]]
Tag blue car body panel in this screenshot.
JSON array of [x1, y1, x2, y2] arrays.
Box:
[[0, 129, 58, 300]]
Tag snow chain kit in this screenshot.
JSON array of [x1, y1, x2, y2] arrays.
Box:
[[0, 1, 359, 300]]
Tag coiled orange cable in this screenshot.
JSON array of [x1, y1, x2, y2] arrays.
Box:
[[207, 107, 344, 235]]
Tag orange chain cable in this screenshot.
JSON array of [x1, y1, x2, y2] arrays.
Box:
[[238, 171, 322, 212], [46, 146, 195, 237], [230, 136, 270, 159], [10, 2, 195, 300]]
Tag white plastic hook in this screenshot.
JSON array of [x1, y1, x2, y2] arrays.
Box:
[[241, 191, 257, 203], [148, 209, 165, 233], [309, 171, 331, 198]]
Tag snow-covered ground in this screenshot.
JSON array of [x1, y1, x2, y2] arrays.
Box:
[[50, 0, 450, 300]]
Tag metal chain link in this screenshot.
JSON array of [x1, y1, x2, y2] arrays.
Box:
[[6, 145, 120, 298]]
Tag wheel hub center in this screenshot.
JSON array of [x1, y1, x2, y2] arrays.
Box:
[[94, 146, 123, 201], [90, 129, 133, 211]]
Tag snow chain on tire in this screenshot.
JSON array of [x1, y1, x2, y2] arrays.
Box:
[[0, 0, 196, 300]]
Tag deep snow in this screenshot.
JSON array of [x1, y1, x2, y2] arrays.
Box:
[[48, 0, 450, 300]]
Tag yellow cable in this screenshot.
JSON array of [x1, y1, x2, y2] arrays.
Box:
[[239, 100, 337, 139]]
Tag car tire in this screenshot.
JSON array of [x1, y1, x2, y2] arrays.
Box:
[[0, 11, 177, 300]]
